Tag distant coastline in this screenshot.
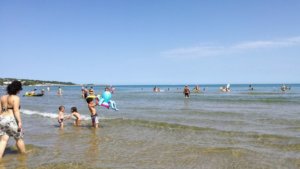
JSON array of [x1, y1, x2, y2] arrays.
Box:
[[1, 78, 298, 87], [0, 78, 76, 86]]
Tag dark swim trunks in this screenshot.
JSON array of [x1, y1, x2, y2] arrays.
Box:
[[91, 114, 99, 124], [58, 119, 64, 123]]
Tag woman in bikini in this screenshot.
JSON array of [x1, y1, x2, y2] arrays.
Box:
[[0, 81, 26, 158]]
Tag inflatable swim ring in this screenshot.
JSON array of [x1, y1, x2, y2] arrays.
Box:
[[86, 95, 97, 99]]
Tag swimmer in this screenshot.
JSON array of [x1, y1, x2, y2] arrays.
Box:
[[81, 86, 88, 98], [193, 85, 201, 93], [220, 84, 231, 92], [281, 84, 291, 92], [249, 84, 254, 91], [41, 89, 45, 95], [29, 88, 37, 95]]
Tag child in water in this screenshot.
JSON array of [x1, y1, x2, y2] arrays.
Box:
[[86, 98, 99, 128], [70, 107, 81, 126], [57, 106, 65, 128]]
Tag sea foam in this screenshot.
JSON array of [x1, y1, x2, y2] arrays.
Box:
[[21, 109, 91, 120]]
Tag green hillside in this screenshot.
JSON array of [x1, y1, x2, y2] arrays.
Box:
[[0, 78, 76, 86]]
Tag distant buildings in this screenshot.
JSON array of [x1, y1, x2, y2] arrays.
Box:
[[1, 80, 26, 86], [3, 81, 12, 85]]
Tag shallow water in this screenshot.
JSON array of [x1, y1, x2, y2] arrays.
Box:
[[0, 84, 300, 168]]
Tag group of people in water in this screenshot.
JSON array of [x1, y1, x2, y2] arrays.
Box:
[[0, 81, 118, 159], [0, 82, 72, 159], [81, 86, 115, 99], [24, 88, 45, 96], [153, 84, 292, 98], [0, 81, 294, 159], [58, 86, 118, 129], [281, 84, 291, 92], [57, 106, 81, 128], [219, 84, 231, 93], [24, 86, 62, 97], [153, 86, 160, 93]]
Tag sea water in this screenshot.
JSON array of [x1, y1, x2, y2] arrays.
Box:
[[0, 84, 300, 169]]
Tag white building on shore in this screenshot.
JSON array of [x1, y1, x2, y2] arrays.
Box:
[[3, 81, 12, 85]]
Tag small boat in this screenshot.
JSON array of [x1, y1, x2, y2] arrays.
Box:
[[24, 92, 44, 97]]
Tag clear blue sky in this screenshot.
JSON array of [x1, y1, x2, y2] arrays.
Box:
[[1, 0, 300, 84]]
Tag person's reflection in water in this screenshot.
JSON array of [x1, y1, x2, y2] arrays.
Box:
[[0, 151, 28, 169], [0, 162, 5, 169], [86, 129, 100, 167], [16, 153, 28, 169], [54, 129, 65, 157], [184, 98, 190, 109]]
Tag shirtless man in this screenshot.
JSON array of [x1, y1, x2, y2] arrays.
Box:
[[183, 85, 191, 98], [86, 98, 99, 128]]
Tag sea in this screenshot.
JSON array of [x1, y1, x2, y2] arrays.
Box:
[[0, 84, 300, 169]]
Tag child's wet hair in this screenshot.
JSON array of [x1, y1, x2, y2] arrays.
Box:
[[59, 105, 65, 111], [71, 107, 77, 112], [86, 98, 94, 104]]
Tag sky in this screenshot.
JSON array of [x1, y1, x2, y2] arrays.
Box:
[[1, 0, 300, 85]]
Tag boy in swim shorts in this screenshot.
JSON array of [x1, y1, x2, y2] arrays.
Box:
[[57, 106, 65, 128], [86, 98, 99, 128]]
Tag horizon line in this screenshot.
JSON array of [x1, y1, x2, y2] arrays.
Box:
[[1, 77, 299, 86]]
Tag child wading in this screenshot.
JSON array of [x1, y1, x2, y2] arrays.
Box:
[[70, 107, 81, 126], [57, 106, 65, 128]]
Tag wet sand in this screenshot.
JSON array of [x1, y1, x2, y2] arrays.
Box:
[[1, 117, 299, 169]]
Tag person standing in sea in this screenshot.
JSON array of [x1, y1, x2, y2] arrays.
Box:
[[183, 85, 191, 98], [0, 81, 26, 159], [81, 86, 88, 98], [86, 98, 99, 128], [57, 86, 63, 95]]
